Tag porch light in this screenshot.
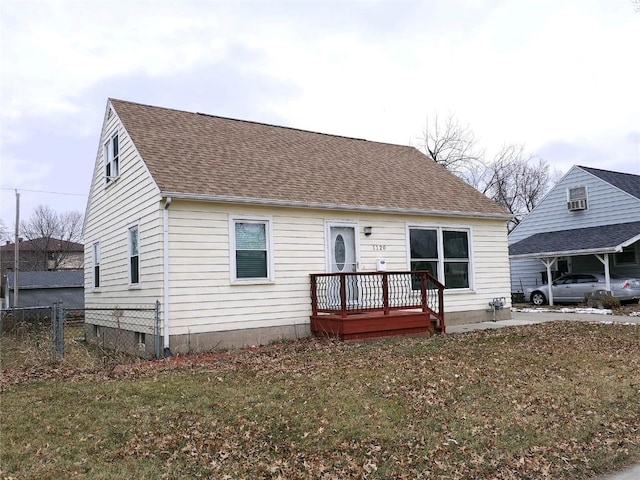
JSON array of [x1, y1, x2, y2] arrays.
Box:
[[364, 226, 372, 236]]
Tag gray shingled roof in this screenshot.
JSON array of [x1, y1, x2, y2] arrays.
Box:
[[110, 99, 508, 217], [6, 270, 84, 289], [509, 221, 640, 258], [580, 166, 640, 200]]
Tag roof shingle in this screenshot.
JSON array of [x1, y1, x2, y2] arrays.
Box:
[[509, 221, 640, 257], [579, 166, 640, 200], [109, 99, 507, 217]]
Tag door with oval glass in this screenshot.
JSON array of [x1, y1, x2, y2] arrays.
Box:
[[328, 224, 359, 306]]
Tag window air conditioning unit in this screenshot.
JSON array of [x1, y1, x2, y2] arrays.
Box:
[[567, 198, 587, 211]]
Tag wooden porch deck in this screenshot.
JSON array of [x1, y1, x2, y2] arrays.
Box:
[[310, 271, 445, 341]]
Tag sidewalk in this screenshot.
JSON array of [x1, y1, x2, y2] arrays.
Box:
[[448, 308, 640, 480], [447, 309, 640, 334]]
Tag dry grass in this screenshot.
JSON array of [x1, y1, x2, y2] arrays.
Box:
[[1, 321, 639, 479]]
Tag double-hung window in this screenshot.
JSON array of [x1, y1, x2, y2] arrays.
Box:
[[93, 242, 100, 288], [409, 226, 471, 289], [105, 133, 119, 183], [230, 216, 274, 282], [129, 225, 140, 285]]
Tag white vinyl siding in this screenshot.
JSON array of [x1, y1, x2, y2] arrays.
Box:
[[165, 203, 510, 336], [84, 102, 163, 309]]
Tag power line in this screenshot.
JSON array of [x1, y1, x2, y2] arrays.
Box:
[[0, 187, 87, 197]]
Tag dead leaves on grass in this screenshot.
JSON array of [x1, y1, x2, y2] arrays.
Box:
[[2, 321, 639, 479]]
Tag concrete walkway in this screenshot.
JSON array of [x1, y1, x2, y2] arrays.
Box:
[[448, 309, 640, 480], [447, 309, 640, 334]]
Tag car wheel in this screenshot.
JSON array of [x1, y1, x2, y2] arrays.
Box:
[[531, 291, 547, 306]]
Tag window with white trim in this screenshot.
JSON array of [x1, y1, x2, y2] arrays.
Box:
[[409, 227, 471, 289], [230, 216, 273, 282], [129, 225, 139, 285], [93, 242, 100, 288], [105, 133, 119, 183]]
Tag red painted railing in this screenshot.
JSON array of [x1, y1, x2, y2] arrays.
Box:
[[310, 271, 445, 332]]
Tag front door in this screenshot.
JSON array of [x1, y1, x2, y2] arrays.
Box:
[[328, 224, 358, 306]]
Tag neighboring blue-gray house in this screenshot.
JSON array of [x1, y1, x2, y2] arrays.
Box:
[[508, 166, 640, 303], [4, 271, 84, 309]]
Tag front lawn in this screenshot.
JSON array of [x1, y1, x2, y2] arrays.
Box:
[[1, 321, 639, 479]]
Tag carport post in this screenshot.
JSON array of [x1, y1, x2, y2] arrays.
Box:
[[595, 253, 611, 292], [539, 257, 556, 306]]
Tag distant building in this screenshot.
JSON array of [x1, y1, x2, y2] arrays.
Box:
[[0, 238, 84, 299], [509, 166, 640, 300], [4, 270, 84, 309]]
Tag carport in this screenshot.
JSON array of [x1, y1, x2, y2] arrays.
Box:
[[509, 221, 640, 305]]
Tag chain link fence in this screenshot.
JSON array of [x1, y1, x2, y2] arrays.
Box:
[[82, 303, 162, 360], [1, 301, 162, 370]]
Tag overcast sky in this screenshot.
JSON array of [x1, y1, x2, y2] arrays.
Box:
[[1, 0, 639, 236]]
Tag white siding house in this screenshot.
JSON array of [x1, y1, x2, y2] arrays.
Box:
[[84, 99, 512, 354], [509, 166, 640, 302]]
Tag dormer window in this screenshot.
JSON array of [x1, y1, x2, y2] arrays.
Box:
[[567, 186, 587, 211], [105, 133, 119, 184]]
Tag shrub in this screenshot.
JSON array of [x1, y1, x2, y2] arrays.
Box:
[[601, 293, 621, 310]]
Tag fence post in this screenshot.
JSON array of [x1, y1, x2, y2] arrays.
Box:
[[155, 300, 162, 359], [50, 302, 64, 361], [51, 303, 57, 362], [57, 302, 64, 359]]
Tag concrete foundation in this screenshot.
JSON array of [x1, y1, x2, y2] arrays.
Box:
[[85, 308, 511, 356], [443, 308, 511, 326], [85, 323, 159, 359], [168, 323, 312, 354]]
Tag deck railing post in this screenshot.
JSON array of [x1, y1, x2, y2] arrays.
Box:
[[382, 272, 390, 315], [438, 283, 445, 332], [339, 273, 347, 318], [420, 273, 428, 313], [310, 275, 318, 316]]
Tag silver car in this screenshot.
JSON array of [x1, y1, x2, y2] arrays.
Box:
[[525, 273, 640, 306]]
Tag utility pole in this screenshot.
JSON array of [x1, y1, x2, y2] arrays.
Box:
[[14, 190, 19, 307]]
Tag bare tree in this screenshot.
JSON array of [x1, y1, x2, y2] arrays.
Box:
[[480, 145, 551, 229], [0, 219, 10, 243], [419, 112, 485, 178], [419, 113, 556, 231], [20, 205, 83, 270]]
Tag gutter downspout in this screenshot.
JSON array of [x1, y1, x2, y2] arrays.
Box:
[[163, 197, 172, 357]]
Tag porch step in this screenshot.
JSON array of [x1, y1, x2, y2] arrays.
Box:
[[311, 310, 444, 341]]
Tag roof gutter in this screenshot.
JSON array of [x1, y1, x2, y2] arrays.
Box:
[[159, 191, 513, 221], [510, 245, 624, 259]]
